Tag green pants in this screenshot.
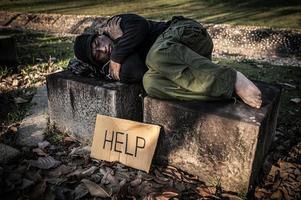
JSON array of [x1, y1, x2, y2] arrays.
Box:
[[143, 17, 236, 101]]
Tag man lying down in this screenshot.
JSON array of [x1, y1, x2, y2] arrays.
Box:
[[70, 13, 262, 109]]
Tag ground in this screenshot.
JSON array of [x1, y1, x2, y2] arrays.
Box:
[[0, 0, 300, 29], [0, 27, 300, 199]]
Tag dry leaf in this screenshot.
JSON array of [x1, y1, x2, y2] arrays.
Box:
[[195, 186, 212, 197], [38, 141, 50, 149], [81, 178, 110, 198], [255, 188, 270, 199], [64, 136, 77, 142], [290, 98, 301, 104], [12, 79, 19, 86], [30, 156, 61, 169], [155, 190, 178, 200], [8, 126, 18, 133], [32, 148, 48, 156], [74, 183, 89, 200], [82, 166, 98, 176], [222, 193, 243, 200], [70, 146, 91, 157], [130, 178, 142, 187], [48, 165, 73, 177], [30, 180, 47, 200], [20, 178, 34, 190], [271, 189, 282, 199], [278, 186, 291, 200], [278, 82, 296, 89], [14, 97, 29, 104]]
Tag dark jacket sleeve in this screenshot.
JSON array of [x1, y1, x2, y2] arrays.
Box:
[[109, 14, 149, 64]]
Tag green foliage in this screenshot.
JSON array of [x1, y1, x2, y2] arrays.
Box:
[[0, 0, 300, 29], [45, 125, 67, 144]]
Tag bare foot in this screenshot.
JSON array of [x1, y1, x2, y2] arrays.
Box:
[[235, 71, 262, 108]]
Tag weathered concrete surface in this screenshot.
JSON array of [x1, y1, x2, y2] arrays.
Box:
[[0, 143, 20, 164], [0, 11, 300, 66], [46, 70, 144, 144], [0, 35, 17, 68], [143, 81, 281, 193], [16, 85, 48, 147]]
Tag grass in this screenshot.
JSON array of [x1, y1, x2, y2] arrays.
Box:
[[0, 29, 74, 75], [0, 0, 300, 29], [0, 29, 74, 137], [215, 57, 301, 130]]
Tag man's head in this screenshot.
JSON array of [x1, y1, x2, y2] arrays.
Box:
[[74, 34, 113, 66]]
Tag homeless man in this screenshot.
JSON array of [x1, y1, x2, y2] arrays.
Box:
[[72, 13, 262, 109]]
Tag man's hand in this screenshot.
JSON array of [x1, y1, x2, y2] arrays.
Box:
[[109, 60, 121, 81], [105, 17, 123, 40]]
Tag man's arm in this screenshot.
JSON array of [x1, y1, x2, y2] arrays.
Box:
[[107, 14, 149, 64]]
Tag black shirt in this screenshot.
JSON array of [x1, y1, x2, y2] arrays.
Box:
[[107, 14, 169, 65]]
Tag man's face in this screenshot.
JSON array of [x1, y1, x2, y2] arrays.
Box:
[[91, 35, 113, 64]]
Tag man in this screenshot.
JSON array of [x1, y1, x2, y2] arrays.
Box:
[[73, 14, 262, 108]]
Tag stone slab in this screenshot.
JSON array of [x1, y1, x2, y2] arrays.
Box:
[[143, 81, 281, 194], [0, 35, 17, 68], [16, 85, 48, 147], [46, 70, 144, 144], [0, 143, 20, 164]]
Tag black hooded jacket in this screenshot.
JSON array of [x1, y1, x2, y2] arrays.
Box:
[[107, 14, 169, 65]]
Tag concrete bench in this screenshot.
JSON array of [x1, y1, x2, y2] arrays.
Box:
[[46, 70, 144, 144], [47, 71, 281, 193], [143, 81, 281, 194]]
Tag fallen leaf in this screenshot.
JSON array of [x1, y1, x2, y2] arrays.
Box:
[[14, 97, 29, 104], [82, 166, 98, 176], [45, 177, 67, 185], [38, 141, 50, 149], [271, 189, 282, 199], [70, 146, 91, 157], [100, 167, 119, 185], [290, 98, 301, 104], [195, 186, 211, 197], [30, 180, 47, 200], [24, 170, 42, 182], [48, 165, 73, 177], [8, 126, 18, 133], [64, 136, 77, 142], [32, 148, 48, 156], [19, 178, 34, 190], [81, 178, 110, 198], [90, 174, 102, 183], [255, 188, 270, 199], [130, 178, 142, 187], [278, 82, 296, 89], [67, 168, 84, 178], [74, 183, 89, 200], [155, 190, 178, 200], [278, 186, 291, 200], [12, 79, 19, 86], [30, 156, 61, 169], [222, 193, 243, 200]]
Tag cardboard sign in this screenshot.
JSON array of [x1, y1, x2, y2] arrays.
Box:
[[90, 114, 161, 172]]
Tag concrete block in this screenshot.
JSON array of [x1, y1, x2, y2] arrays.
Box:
[[0, 35, 17, 68], [143, 81, 281, 193], [46, 70, 144, 144]]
